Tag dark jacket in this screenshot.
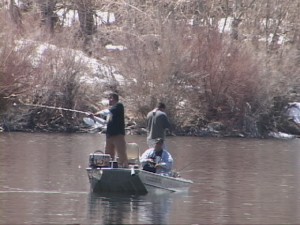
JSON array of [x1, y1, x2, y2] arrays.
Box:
[[107, 102, 125, 137]]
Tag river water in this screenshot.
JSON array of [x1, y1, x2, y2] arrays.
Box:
[[0, 132, 300, 224]]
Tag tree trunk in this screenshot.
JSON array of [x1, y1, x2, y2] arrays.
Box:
[[37, 0, 57, 34], [77, 0, 95, 36]]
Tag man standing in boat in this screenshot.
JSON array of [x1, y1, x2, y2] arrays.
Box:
[[91, 92, 128, 168], [140, 138, 173, 174], [146, 102, 171, 148]]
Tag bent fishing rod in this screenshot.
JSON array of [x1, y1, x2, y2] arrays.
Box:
[[16, 99, 107, 126], [13, 99, 107, 126], [16, 99, 90, 115]]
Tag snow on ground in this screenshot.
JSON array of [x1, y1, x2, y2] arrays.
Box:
[[15, 39, 125, 85], [56, 9, 125, 51], [218, 17, 234, 33], [105, 44, 127, 51], [268, 131, 296, 139], [56, 9, 115, 27]]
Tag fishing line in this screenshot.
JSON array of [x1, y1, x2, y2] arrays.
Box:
[[15, 99, 106, 127], [177, 161, 200, 173], [16, 99, 89, 115]]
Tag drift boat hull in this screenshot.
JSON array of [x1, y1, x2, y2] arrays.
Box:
[[86, 167, 193, 194], [86, 144, 193, 194]]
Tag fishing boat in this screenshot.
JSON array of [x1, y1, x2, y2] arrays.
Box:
[[86, 143, 193, 194]]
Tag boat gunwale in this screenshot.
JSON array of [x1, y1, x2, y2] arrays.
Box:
[[86, 167, 193, 184]]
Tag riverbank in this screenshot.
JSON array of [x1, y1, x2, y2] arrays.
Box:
[[1, 98, 300, 140], [1, 2, 300, 142], [1, 111, 299, 140]]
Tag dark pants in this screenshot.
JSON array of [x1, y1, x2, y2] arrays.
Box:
[[143, 163, 156, 173]]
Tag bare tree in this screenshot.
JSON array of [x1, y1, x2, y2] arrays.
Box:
[[76, 0, 95, 35], [37, 0, 58, 33], [9, 0, 23, 30]]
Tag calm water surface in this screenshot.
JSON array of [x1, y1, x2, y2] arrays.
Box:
[[0, 132, 300, 224]]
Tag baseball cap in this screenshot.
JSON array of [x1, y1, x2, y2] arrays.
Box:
[[155, 138, 164, 144]]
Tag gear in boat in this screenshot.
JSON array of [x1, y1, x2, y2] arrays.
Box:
[[86, 143, 193, 194]]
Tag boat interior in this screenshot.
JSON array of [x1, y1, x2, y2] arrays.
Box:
[[126, 142, 141, 166]]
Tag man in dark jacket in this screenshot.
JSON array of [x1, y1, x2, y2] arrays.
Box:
[[92, 92, 128, 167]]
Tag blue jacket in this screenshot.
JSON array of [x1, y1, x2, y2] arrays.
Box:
[[140, 148, 173, 174]]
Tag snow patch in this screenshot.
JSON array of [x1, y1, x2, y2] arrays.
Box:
[[15, 39, 124, 85], [56, 9, 115, 27]]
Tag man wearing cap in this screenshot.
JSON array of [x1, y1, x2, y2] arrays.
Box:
[[140, 138, 173, 174]]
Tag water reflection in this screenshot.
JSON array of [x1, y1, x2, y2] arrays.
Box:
[[1, 133, 300, 224], [0, 190, 89, 224], [87, 191, 172, 224]]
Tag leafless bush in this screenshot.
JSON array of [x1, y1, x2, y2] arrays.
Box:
[[22, 45, 108, 131], [0, 10, 37, 113], [108, 13, 265, 133]]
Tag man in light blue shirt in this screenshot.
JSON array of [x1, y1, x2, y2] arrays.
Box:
[[140, 138, 173, 174]]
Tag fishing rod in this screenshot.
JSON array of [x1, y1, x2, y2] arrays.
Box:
[[15, 99, 107, 126], [16, 100, 89, 115], [177, 161, 199, 173]]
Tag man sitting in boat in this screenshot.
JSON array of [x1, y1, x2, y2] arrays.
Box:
[[140, 138, 173, 174]]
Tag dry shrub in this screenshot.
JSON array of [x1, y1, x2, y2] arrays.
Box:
[[0, 10, 36, 113], [96, 0, 299, 135], [1, 1, 299, 134], [0, 6, 113, 131], [253, 45, 300, 134], [22, 46, 104, 131], [109, 17, 197, 125], [268, 46, 300, 99], [172, 29, 267, 132], [110, 16, 267, 133]]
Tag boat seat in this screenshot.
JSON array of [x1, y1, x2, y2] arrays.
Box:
[[126, 142, 140, 165]]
